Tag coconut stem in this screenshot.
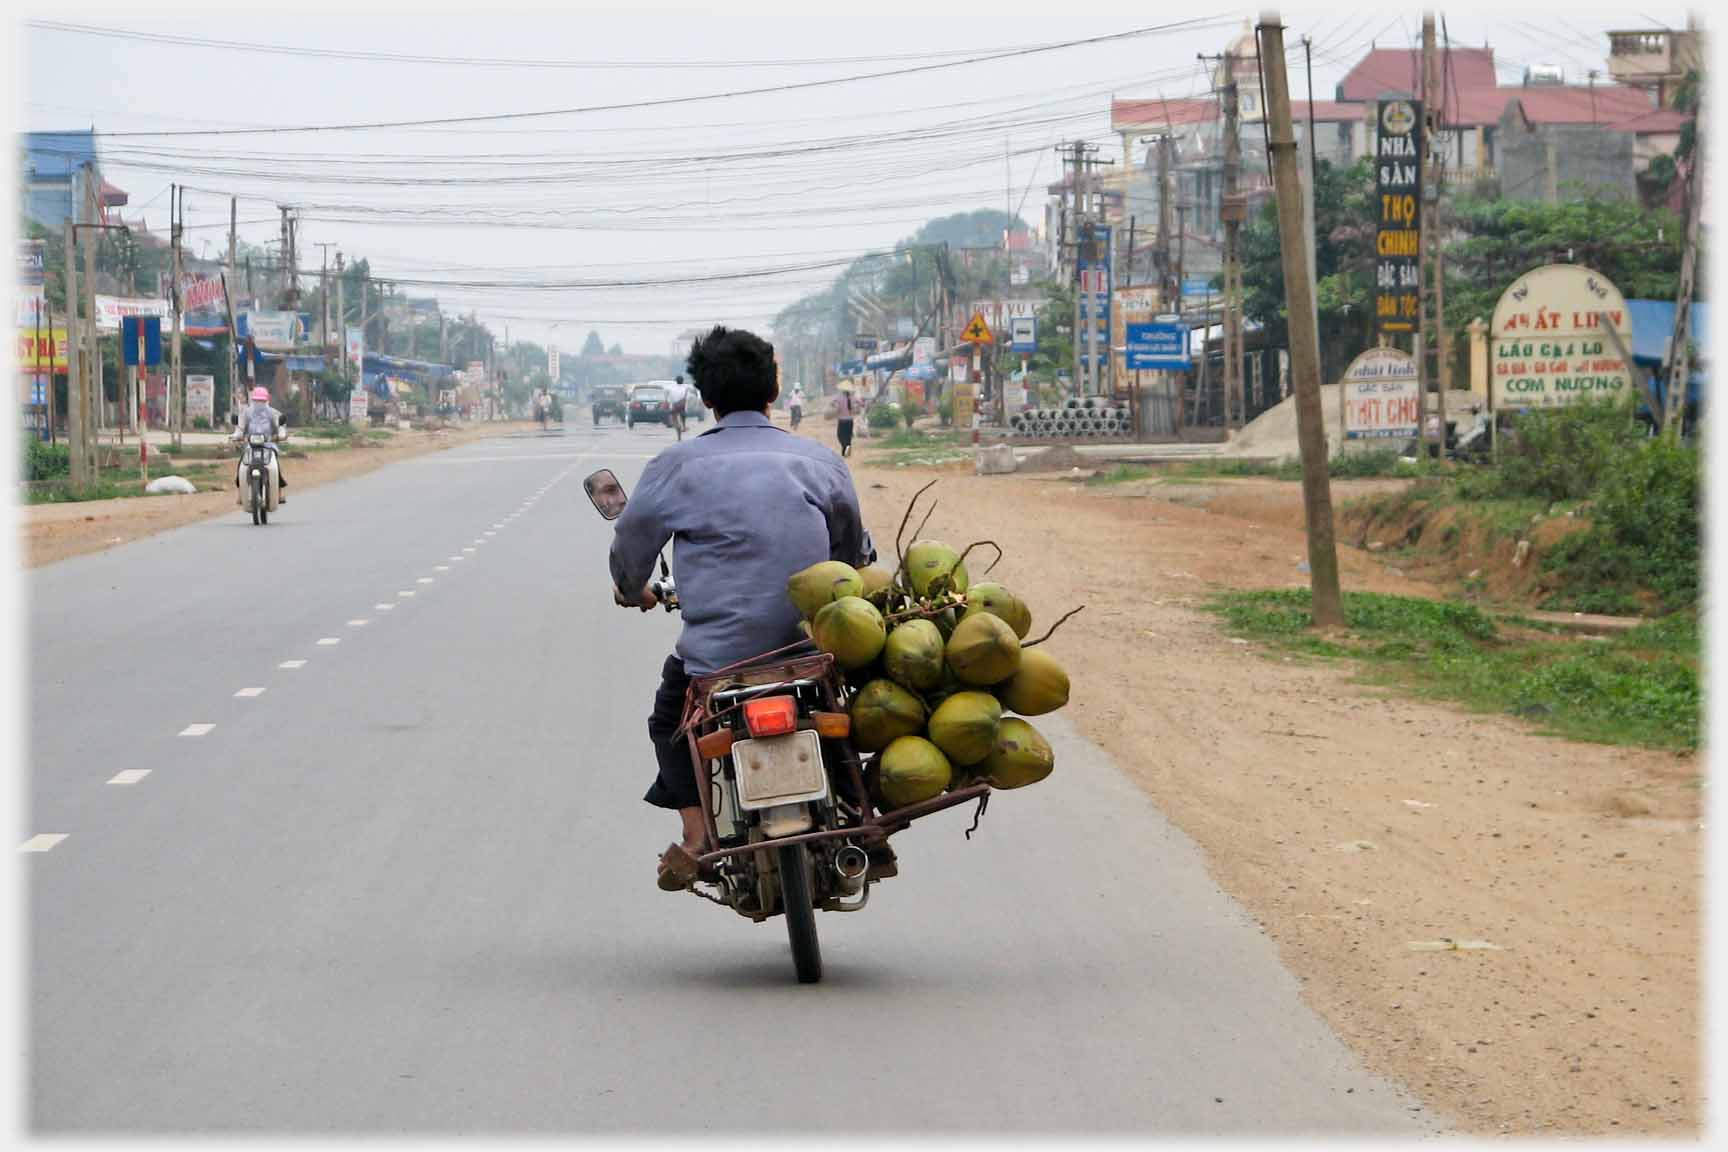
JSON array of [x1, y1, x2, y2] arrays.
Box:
[[1022, 605, 1085, 648], [953, 539, 1005, 578], [893, 480, 940, 588]]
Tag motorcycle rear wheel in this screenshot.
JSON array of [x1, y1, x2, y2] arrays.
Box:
[[777, 843, 822, 984]]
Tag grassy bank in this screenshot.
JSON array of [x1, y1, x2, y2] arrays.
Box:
[[1210, 588, 1699, 751]]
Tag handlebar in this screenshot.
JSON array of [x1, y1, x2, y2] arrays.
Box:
[[650, 578, 680, 612]]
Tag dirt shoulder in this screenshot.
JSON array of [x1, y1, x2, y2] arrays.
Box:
[[19, 422, 537, 569], [841, 439, 1699, 1137]]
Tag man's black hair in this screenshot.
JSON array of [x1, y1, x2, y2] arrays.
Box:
[[685, 325, 778, 417]]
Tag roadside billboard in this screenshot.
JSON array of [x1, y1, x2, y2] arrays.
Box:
[[1490, 264, 1634, 409], [1373, 99, 1423, 337], [95, 295, 172, 332], [18, 328, 70, 371], [1340, 347, 1420, 439], [186, 374, 215, 424]]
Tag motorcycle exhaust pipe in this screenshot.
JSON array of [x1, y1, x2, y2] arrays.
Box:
[[834, 844, 869, 893]]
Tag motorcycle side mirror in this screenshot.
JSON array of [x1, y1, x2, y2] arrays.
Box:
[[584, 469, 628, 520]]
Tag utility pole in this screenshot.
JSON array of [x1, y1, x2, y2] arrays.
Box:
[[1221, 50, 1246, 432], [228, 197, 239, 416], [335, 251, 347, 389], [82, 167, 102, 477], [1426, 13, 1450, 454], [63, 218, 85, 490], [1261, 12, 1344, 628], [1417, 13, 1436, 457], [1664, 94, 1704, 438], [170, 183, 184, 449], [1157, 135, 1175, 303]]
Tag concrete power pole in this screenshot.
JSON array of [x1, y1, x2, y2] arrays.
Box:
[[63, 218, 85, 490], [335, 252, 346, 389], [1221, 51, 1245, 432], [170, 184, 184, 449], [1424, 12, 1449, 455], [1260, 12, 1344, 628], [228, 197, 239, 416], [1664, 93, 1704, 438], [82, 167, 102, 476], [1157, 134, 1175, 303], [1416, 14, 1436, 456]]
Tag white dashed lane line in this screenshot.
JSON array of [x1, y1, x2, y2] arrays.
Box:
[[434, 565, 449, 572], [417, 577, 435, 585], [108, 769, 151, 786], [398, 591, 416, 598], [234, 687, 266, 698], [179, 723, 215, 737], [20, 834, 68, 853], [316, 638, 341, 646], [279, 660, 307, 669], [348, 619, 369, 627], [374, 603, 395, 611]]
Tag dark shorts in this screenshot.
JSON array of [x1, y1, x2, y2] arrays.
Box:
[[836, 418, 854, 448], [645, 654, 700, 811]]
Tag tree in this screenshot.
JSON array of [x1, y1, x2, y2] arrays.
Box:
[[608, 342, 623, 356], [581, 330, 606, 356]]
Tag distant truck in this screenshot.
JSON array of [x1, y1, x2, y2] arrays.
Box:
[[590, 384, 628, 426]]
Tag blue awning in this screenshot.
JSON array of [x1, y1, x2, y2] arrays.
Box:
[[1627, 299, 1708, 380]]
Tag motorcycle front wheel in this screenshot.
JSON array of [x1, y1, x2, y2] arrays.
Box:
[[777, 843, 822, 984], [250, 476, 262, 525]]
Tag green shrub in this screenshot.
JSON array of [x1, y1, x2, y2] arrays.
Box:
[[867, 404, 902, 432], [22, 437, 70, 482], [937, 398, 954, 427], [1543, 433, 1699, 612], [900, 400, 927, 424], [1495, 395, 1646, 502]]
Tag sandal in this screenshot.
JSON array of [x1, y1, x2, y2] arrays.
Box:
[[657, 842, 702, 891]]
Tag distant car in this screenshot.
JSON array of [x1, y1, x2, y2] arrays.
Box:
[[627, 384, 672, 429], [590, 385, 628, 426]]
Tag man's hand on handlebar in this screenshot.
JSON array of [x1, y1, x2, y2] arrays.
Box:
[[614, 583, 659, 612]]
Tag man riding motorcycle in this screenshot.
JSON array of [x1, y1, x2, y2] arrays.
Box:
[[231, 386, 287, 502], [607, 326, 877, 890], [789, 382, 806, 429]]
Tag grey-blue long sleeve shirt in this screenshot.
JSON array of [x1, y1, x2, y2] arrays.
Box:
[[608, 411, 870, 676]]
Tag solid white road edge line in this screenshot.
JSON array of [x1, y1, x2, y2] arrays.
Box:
[[19, 834, 68, 853]]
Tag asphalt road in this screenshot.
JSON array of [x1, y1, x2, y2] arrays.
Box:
[[25, 421, 1435, 1135]]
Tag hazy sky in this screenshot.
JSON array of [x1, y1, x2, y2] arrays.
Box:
[[11, 0, 1696, 355]]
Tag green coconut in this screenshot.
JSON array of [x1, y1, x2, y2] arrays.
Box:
[[997, 648, 1070, 716], [811, 596, 887, 669], [849, 679, 927, 754], [858, 565, 896, 602], [981, 717, 1055, 790], [963, 582, 1032, 639], [926, 691, 1003, 767], [883, 618, 945, 693], [787, 560, 863, 619], [945, 611, 1022, 686], [878, 736, 953, 809], [904, 539, 970, 599]]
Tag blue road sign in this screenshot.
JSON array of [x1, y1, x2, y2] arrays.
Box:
[[1126, 321, 1190, 371], [1008, 316, 1037, 353], [121, 316, 163, 366], [1181, 277, 1215, 299]]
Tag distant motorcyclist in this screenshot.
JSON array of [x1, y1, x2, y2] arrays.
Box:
[[231, 386, 287, 501], [667, 374, 691, 439]]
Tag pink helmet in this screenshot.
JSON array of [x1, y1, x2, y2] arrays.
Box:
[[250, 387, 270, 403]]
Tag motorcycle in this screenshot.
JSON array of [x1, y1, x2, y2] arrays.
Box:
[[583, 468, 991, 984], [236, 434, 282, 525]]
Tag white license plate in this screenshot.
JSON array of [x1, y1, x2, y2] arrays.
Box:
[[732, 730, 828, 810]]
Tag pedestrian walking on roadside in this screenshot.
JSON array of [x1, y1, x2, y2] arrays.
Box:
[[834, 383, 857, 457]]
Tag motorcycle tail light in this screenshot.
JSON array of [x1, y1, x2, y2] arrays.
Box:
[[743, 695, 798, 738], [811, 712, 850, 739], [696, 728, 734, 760]]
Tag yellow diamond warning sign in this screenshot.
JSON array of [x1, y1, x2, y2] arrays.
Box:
[[961, 312, 994, 343]]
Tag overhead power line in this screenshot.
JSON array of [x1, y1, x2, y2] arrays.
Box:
[[81, 16, 1238, 137], [28, 18, 1203, 71]]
